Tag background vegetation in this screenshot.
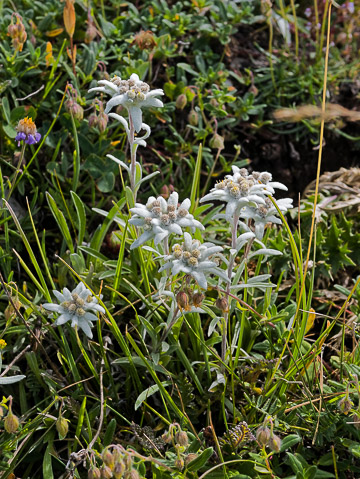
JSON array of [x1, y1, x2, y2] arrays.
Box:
[[0, 0, 360, 478]]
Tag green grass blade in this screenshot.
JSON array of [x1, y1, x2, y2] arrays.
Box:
[[190, 143, 203, 213], [46, 192, 75, 254], [5, 200, 51, 301], [71, 190, 86, 246]]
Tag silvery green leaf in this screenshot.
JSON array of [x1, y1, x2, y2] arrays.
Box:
[[209, 372, 225, 392], [106, 154, 130, 172], [135, 161, 142, 185], [230, 282, 275, 291], [92, 208, 126, 227], [0, 374, 26, 385], [208, 316, 222, 336], [248, 248, 283, 259], [108, 113, 130, 134], [141, 245, 163, 256], [247, 274, 272, 283], [236, 231, 255, 252], [135, 171, 160, 189], [135, 381, 171, 410]]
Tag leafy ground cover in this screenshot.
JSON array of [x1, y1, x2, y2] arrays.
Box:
[[0, 0, 360, 478]]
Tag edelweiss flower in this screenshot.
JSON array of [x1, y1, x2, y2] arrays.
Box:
[[88, 73, 164, 132], [158, 232, 229, 289], [129, 191, 204, 249], [200, 167, 289, 222], [242, 197, 293, 239], [15, 117, 41, 147], [42, 283, 105, 339]]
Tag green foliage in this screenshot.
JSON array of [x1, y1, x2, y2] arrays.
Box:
[[0, 0, 360, 478]]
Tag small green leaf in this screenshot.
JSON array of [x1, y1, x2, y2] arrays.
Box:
[[3, 124, 16, 138], [178, 63, 199, 76], [103, 418, 117, 447], [135, 382, 171, 410], [97, 172, 115, 193], [186, 447, 213, 472], [281, 435, 302, 452], [42, 442, 54, 479]]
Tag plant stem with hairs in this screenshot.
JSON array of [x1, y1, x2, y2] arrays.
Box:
[[129, 115, 137, 199], [222, 213, 239, 362]]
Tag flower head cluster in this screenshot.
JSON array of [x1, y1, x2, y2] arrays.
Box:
[[242, 196, 293, 239], [159, 232, 229, 289], [129, 192, 204, 249], [88, 73, 164, 132], [43, 283, 105, 339], [15, 117, 41, 147], [201, 167, 293, 238], [7, 13, 27, 53]]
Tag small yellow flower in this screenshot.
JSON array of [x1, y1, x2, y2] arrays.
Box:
[[0, 339, 7, 349]]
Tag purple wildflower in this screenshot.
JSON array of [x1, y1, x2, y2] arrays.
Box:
[[15, 117, 41, 147]]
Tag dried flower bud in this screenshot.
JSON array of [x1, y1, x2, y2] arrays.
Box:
[[215, 297, 229, 313], [175, 94, 187, 110], [187, 109, 198, 126], [338, 396, 353, 415], [184, 453, 198, 466], [72, 103, 84, 121], [100, 465, 113, 479], [192, 292, 205, 308], [112, 447, 123, 464], [88, 467, 102, 479], [209, 133, 224, 150], [102, 448, 115, 468], [176, 291, 189, 311], [85, 12, 97, 44], [256, 426, 271, 446], [175, 430, 189, 447], [132, 30, 156, 50], [88, 113, 98, 128], [124, 470, 140, 479], [56, 416, 69, 438], [161, 431, 172, 444], [352, 412, 360, 430], [4, 411, 19, 434], [268, 434, 281, 453], [98, 112, 108, 133], [113, 461, 126, 479], [174, 458, 184, 471]]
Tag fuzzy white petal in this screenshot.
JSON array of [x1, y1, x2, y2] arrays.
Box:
[[55, 313, 71, 326], [131, 231, 154, 249], [191, 271, 208, 289], [104, 94, 127, 114], [141, 97, 164, 108]]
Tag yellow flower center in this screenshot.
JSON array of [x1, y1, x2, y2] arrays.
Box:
[[17, 117, 37, 135], [0, 339, 7, 349]]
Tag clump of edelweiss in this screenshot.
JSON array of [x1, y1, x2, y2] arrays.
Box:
[[42, 283, 105, 339], [200, 167, 293, 238], [158, 232, 229, 289], [129, 192, 204, 249], [88, 73, 164, 132]]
